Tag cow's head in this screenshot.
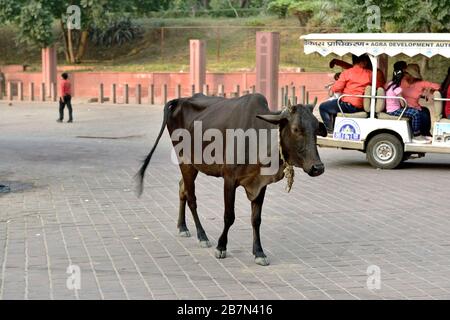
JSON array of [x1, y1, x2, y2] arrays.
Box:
[[256, 100, 327, 177]]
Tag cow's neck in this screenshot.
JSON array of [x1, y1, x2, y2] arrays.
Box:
[[278, 129, 294, 193]]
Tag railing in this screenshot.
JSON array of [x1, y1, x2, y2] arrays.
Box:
[[337, 94, 408, 120], [1, 80, 315, 107]]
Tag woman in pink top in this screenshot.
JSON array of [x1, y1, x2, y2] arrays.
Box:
[[385, 69, 427, 143], [401, 64, 440, 136]]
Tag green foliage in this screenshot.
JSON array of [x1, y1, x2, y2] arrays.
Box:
[[1, 0, 55, 47], [90, 18, 143, 47], [268, 0, 319, 25], [337, 0, 450, 32], [245, 18, 266, 26], [267, 0, 291, 18]]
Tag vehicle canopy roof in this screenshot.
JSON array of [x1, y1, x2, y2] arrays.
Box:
[[300, 33, 450, 58]]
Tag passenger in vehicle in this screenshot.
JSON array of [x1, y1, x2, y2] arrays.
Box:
[[440, 67, 450, 119], [329, 54, 385, 88], [393, 60, 407, 73], [385, 69, 429, 144], [319, 55, 373, 134], [401, 64, 441, 138]]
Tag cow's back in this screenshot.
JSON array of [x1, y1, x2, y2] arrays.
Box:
[[167, 93, 274, 133]]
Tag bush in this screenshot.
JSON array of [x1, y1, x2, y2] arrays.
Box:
[[90, 18, 143, 47]]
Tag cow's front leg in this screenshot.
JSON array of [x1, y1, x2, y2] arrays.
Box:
[[251, 186, 269, 266], [215, 178, 236, 259]]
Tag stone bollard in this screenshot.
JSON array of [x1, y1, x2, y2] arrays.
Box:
[[280, 87, 285, 107], [29, 82, 34, 101], [136, 84, 142, 104], [40, 83, 45, 102], [234, 84, 240, 97], [291, 85, 296, 105], [111, 84, 117, 103], [51, 82, 57, 102], [163, 84, 168, 104], [7, 81, 12, 101], [18, 82, 23, 101], [99, 83, 104, 103], [176, 84, 181, 99], [300, 85, 306, 104], [124, 84, 129, 104], [203, 84, 209, 96], [149, 84, 155, 105], [218, 84, 224, 97]]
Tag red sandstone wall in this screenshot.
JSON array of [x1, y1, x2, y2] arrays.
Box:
[[2, 71, 333, 104]]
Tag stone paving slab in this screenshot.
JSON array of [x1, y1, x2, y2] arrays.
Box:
[[1, 101, 450, 299]]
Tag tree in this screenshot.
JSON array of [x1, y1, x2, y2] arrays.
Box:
[[0, 0, 148, 63], [0, 0, 54, 48], [336, 0, 450, 72], [337, 0, 449, 33], [268, 0, 319, 25]]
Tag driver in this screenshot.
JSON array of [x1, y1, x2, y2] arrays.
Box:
[[319, 55, 373, 134]]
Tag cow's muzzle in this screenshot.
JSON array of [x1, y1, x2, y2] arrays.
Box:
[[307, 162, 324, 177]]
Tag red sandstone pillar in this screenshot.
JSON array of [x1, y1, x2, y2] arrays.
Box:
[[189, 40, 206, 94], [41, 47, 57, 98], [256, 32, 280, 110]]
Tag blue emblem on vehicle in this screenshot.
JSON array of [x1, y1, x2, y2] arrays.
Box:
[[334, 119, 361, 141]]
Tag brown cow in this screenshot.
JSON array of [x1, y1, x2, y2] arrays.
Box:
[[137, 93, 326, 265]]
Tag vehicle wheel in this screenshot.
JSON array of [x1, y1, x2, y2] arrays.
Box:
[[366, 133, 404, 169]]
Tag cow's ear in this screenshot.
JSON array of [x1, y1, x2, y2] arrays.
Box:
[[256, 112, 286, 125], [305, 97, 318, 113], [317, 122, 328, 137], [305, 104, 315, 113]]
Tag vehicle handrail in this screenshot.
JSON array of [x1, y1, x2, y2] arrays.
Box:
[[337, 94, 408, 120]]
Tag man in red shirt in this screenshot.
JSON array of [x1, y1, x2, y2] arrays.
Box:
[[57, 73, 73, 123], [319, 55, 373, 133]]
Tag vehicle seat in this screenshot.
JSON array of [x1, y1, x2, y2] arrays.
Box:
[[419, 91, 447, 127], [375, 87, 410, 120], [337, 86, 370, 118]]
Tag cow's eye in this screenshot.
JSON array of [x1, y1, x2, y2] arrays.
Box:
[[292, 127, 302, 134]]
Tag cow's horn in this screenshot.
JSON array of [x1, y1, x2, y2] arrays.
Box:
[[312, 97, 318, 106], [287, 99, 294, 113]]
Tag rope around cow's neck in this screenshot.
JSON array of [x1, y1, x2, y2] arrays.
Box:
[[278, 127, 294, 193]]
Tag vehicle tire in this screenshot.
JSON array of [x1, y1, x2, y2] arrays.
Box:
[[366, 133, 404, 169]]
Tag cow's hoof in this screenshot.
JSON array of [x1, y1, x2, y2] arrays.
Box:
[[215, 249, 227, 259], [255, 256, 270, 266], [178, 230, 191, 237], [199, 240, 211, 248]]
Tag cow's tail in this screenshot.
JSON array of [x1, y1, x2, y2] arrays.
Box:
[[136, 99, 177, 197]]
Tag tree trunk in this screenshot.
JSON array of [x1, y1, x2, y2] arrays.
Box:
[[75, 30, 89, 63], [67, 27, 75, 63], [60, 19, 70, 62]]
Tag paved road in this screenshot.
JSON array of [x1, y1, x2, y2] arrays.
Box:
[[1, 101, 450, 300]]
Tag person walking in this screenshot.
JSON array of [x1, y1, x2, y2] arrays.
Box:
[[57, 73, 73, 123]]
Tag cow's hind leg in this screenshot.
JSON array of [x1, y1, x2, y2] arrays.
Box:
[[215, 178, 236, 259], [252, 186, 269, 266], [177, 179, 191, 237], [180, 165, 211, 248]]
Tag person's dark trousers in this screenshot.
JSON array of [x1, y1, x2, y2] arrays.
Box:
[[59, 95, 73, 121], [319, 99, 360, 133], [419, 107, 431, 136]]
